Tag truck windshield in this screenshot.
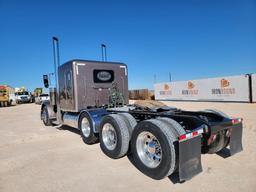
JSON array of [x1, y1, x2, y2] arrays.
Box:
[[16, 92, 29, 95], [0, 86, 7, 92], [40, 94, 49, 97], [0, 89, 6, 96]]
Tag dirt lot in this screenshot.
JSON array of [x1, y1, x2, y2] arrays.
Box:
[[0, 102, 256, 192]]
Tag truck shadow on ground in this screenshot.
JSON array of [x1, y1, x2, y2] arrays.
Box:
[[216, 148, 231, 158], [0, 105, 16, 108], [168, 173, 186, 184], [56, 125, 81, 135], [127, 153, 185, 184]]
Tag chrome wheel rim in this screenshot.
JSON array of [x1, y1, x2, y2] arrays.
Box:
[[81, 117, 90, 137], [136, 131, 162, 168], [102, 123, 117, 150]]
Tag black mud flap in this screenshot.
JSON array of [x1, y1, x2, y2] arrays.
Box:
[[229, 123, 243, 156], [179, 135, 202, 181]]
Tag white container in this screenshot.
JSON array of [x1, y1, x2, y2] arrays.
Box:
[[154, 74, 250, 102], [252, 74, 256, 103]]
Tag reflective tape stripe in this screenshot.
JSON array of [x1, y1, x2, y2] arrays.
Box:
[[198, 129, 204, 134], [179, 127, 205, 141]]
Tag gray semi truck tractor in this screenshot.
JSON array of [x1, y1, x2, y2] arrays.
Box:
[[41, 37, 243, 181]]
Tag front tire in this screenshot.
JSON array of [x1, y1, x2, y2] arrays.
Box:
[[41, 106, 52, 126], [130, 119, 177, 180], [79, 112, 99, 144]]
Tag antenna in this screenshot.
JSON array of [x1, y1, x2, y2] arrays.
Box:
[[101, 44, 107, 61]]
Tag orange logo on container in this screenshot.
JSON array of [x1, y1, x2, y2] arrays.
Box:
[[164, 84, 170, 91], [212, 78, 235, 95], [182, 81, 198, 95], [159, 84, 172, 96], [221, 79, 230, 88], [188, 81, 195, 89]]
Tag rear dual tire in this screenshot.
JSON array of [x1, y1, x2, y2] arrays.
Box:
[[207, 130, 228, 154], [130, 119, 180, 180], [98, 113, 137, 159], [99, 114, 185, 180], [118, 113, 137, 137], [204, 109, 230, 154], [99, 114, 131, 159]]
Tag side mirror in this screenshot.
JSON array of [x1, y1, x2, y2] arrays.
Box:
[[43, 75, 49, 88]]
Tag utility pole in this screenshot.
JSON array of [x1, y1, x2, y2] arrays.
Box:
[[169, 72, 172, 82]]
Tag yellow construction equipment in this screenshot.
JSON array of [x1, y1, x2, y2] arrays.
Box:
[[0, 85, 16, 107]]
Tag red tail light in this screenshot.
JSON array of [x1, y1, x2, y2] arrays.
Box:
[[232, 118, 242, 125]]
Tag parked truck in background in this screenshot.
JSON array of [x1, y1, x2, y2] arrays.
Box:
[[40, 37, 243, 182], [15, 87, 33, 104], [33, 88, 50, 104], [35, 93, 49, 104], [33, 88, 43, 98]]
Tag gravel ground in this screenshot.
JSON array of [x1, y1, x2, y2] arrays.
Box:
[[0, 102, 255, 192]]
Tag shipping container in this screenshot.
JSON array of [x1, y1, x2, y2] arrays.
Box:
[[154, 75, 250, 102]]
